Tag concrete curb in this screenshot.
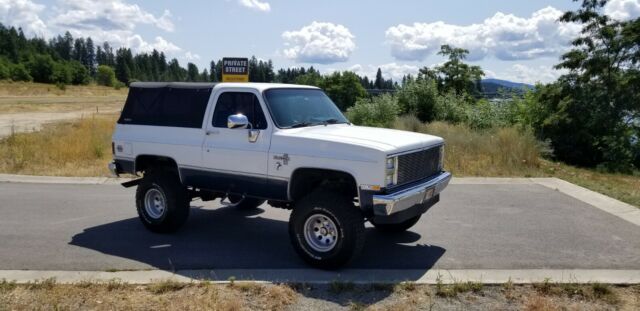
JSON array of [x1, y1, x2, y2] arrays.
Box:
[[1, 269, 639, 285], [532, 178, 640, 227], [0, 173, 132, 185]]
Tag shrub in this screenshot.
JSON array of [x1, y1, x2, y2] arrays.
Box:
[[9, 63, 32, 82], [96, 65, 116, 87], [320, 71, 367, 111], [69, 61, 90, 85], [397, 79, 438, 122], [51, 62, 72, 84], [347, 93, 399, 128], [27, 54, 55, 83], [0, 61, 9, 80], [433, 91, 469, 124]]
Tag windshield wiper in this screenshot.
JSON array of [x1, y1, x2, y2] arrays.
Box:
[[320, 118, 345, 126], [289, 122, 313, 128]]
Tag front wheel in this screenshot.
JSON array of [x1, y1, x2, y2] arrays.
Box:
[[289, 190, 365, 269], [135, 170, 190, 233], [370, 215, 421, 233]]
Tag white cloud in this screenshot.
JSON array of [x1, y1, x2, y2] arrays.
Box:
[[282, 21, 356, 64], [238, 0, 270, 12], [605, 0, 640, 21], [491, 64, 565, 84], [0, 0, 48, 36], [385, 6, 581, 62], [128, 35, 181, 53], [51, 0, 174, 32], [184, 51, 201, 61], [349, 63, 420, 81], [44, 0, 182, 55]]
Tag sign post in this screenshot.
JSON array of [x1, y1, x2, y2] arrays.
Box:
[[222, 57, 249, 82]]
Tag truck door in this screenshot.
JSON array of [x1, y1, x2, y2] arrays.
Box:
[[198, 89, 272, 197]]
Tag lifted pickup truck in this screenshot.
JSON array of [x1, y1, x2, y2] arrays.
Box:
[[109, 82, 451, 269]]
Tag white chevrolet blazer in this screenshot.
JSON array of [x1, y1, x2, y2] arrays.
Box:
[[109, 82, 451, 269]]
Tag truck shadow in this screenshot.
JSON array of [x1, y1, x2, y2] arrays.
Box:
[[69, 204, 445, 278]]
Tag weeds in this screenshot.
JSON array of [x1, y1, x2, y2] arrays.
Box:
[[147, 279, 187, 294], [0, 279, 16, 292], [435, 276, 484, 298], [394, 281, 417, 292], [25, 277, 56, 290], [105, 279, 126, 291]]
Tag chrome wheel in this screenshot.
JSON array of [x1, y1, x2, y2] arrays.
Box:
[[304, 214, 339, 252], [144, 188, 166, 220]]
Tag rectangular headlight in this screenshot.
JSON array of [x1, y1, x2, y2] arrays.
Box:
[[385, 156, 397, 186], [386, 157, 395, 170]]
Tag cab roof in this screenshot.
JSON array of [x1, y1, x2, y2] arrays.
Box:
[[129, 82, 320, 92]]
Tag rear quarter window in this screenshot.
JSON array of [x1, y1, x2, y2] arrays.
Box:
[[118, 86, 212, 128]]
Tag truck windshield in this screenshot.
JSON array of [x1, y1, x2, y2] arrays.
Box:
[[263, 89, 350, 128]]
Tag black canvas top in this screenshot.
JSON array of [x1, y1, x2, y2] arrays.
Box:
[[118, 83, 214, 128]]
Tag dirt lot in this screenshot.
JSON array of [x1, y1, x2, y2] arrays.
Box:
[[0, 81, 126, 138], [1, 279, 638, 311]]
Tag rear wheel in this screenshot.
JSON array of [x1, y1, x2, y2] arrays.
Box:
[[371, 215, 421, 233], [135, 170, 190, 233], [289, 189, 365, 269], [226, 195, 266, 210]]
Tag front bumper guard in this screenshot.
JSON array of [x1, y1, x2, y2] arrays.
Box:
[[372, 172, 452, 216]]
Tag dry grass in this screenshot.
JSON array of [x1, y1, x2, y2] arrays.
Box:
[[0, 81, 127, 97], [0, 281, 296, 311], [393, 115, 640, 208], [0, 281, 637, 311], [0, 115, 117, 176], [393, 116, 543, 177], [0, 81, 126, 113]]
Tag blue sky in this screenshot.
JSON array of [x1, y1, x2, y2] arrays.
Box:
[[2, 0, 640, 83]]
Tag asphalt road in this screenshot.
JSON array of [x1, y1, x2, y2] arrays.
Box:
[[0, 182, 639, 272]]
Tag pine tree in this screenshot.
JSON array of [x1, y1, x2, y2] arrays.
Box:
[[374, 68, 384, 89]]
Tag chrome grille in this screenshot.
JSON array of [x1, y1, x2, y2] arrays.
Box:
[[396, 146, 442, 186]]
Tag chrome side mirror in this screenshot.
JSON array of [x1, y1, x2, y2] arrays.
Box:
[[227, 114, 249, 129]]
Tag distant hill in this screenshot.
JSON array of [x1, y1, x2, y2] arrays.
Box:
[[481, 79, 534, 94]]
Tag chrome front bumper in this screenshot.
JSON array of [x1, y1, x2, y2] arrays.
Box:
[[372, 172, 452, 216]]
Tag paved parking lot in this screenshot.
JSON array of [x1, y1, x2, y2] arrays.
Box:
[[0, 179, 638, 281]]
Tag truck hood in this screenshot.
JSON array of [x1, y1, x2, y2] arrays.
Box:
[[279, 124, 443, 155]]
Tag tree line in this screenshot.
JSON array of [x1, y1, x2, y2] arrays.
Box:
[[0, 23, 397, 93]]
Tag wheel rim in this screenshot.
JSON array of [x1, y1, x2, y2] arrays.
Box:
[[303, 214, 339, 252], [144, 188, 166, 220]]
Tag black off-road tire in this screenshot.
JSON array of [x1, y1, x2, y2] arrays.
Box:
[[228, 195, 266, 210], [135, 170, 190, 233], [289, 189, 365, 269], [371, 215, 421, 233]]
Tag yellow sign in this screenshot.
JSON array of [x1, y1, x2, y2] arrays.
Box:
[[222, 57, 249, 82]]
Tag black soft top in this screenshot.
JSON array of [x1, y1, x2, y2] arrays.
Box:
[[118, 82, 215, 128]]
